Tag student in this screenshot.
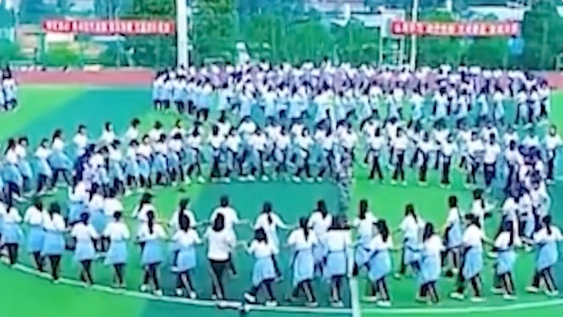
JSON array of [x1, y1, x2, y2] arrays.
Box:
[[492, 221, 518, 299], [366, 220, 393, 307], [323, 214, 352, 307], [208, 126, 224, 181], [450, 215, 486, 302], [206, 213, 237, 300], [391, 128, 409, 185], [483, 134, 501, 189], [41, 202, 66, 282], [49, 130, 72, 187], [287, 217, 318, 307], [172, 214, 201, 298], [210, 195, 242, 276], [131, 192, 156, 229], [24, 198, 46, 271], [15, 137, 32, 196], [352, 199, 377, 276], [366, 127, 385, 181], [544, 125, 562, 183], [440, 134, 457, 187], [443, 196, 462, 276], [527, 215, 562, 296], [308, 200, 333, 275], [4, 138, 24, 202], [418, 223, 443, 304], [417, 132, 434, 185], [71, 212, 99, 286], [35, 139, 53, 195], [244, 228, 278, 306], [138, 210, 166, 296], [103, 211, 130, 288], [102, 189, 123, 251], [1, 202, 23, 265], [396, 204, 424, 278]]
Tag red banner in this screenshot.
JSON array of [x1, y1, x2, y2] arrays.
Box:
[[390, 21, 520, 37], [42, 19, 176, 35]]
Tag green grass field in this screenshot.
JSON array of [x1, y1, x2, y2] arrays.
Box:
[[0, 86, 562, 317]]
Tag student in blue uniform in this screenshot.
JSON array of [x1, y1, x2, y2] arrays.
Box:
[[71, 212, 99, 286], [527, 215, 562, 296], [172, 214, 201, 299], [103, 211, 130, 288], [366, 220, 393, 307], [1, 202, 23, 265], [24, 198, 46, 271], [323, 214, 352, 307], [138, 210, 166, 296], [443, 196, 462, 275], [418, 223, 443, 304], [492, 220, 518, 299], [287, 217, 318, 307], [41, 202, 66, 282], [244, 228, 278, 306], [352, 199, 377, 277], [396, 204, 423, 278]]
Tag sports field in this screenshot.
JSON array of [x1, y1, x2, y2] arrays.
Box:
[[0, 85, 562, 317]]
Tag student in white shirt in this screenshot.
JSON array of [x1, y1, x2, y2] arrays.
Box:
[[367, 127, 385, 181], [243, 228, 278, 306], [208, 125, 224, 181], [396, 204, 424, 278], [2, 202, 22, 265], [366, 220, 393, 307], [138, 210, 166, 296], [492, 221, 518, 299], [206, 213, 237, 300], [41, 202, 67, 282], [124, 118, 141, 143], [466, 132, 484, 186], [186, 126, 205, 184], [4, 138, 24, 203], [287, 217, 318, 307], [72, 212, 99, 285], [528, 215, 562, 296], [418, 223, 444, 304], [172, 214, 201, 298], [352, 199, 377, 276], [254, 201, 288, 253], [24, 198, 46, 270], [443, 196, 463, 275], [483, 134, 501, 188], [103, 211, 130, 288], [102, 189, 123, 252], [210, 195, 245, 276], [323, 214, 352, 307], [308, 200, 333, 273], [440, 134, 458, 187], [391, 128, 409, 185], [544, 125, 562, 182]]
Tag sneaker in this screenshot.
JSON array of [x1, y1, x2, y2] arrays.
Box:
[[526, 286, 539, 293], [175, 288, 183, 296], [470, 297, 485, 303], [244, 293, 256, 303], [363, 296, 378, 303], [197, 176, 206, 183], [449, 292, 464, 300], [262, 175, 269, 182], [546, 290, 560, 297], [376, 301, 391, 307], [154, 289, 163, 296], [491, 287, 504, 294], [188, 291, 197, 299], [305, 301, 318, 308], [331, 301, 344, 308], [503, 294, 517, 300], [265, 300, 278, 307], [140, 284, 149, 292]]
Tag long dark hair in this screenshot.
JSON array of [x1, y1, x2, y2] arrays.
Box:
[[316, 200, 328, 218], [299, 217, 310, 240], [377, 220, 390, 242], [147, 210, 155, 234], [137, 193, 153, 213], [213, 213, 225, 232], [177, 198, 190, 227], [179, 214, 190, 232], [48, 202, 61, 219], [422, 223, 434, 242], [254, 228, 268, 244], [358, 199, 368, 220], [262, 201, 273, 224], [405, 204, 417, 223], [543, 215, 553, 235]]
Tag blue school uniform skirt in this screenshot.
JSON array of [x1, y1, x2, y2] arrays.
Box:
[[2, 222, 23, 244], [176, 245, 197, 272], [354, 240, 371, 268], [138, 156, 151, 178], [291, 248, 315, 287], [167, 151, 181, 170], [496, 249, 516, 275], [252, 255, 277, 286], [536, 241, 558, 271], [125, 157, 140, 178], [274, 148, 287, 165], [419, 253, 441, 284], [27, 225, 45, 253], [462, 246, 483, 279], [3, 163, 23, 187], [0, 214, 4, 236], [41, 230, 65, 256], [446, 222, 462, 249], [105, 239, 128, 265], [324, 250, 347, 278], [109, 161, 125, 182], [74, 238, 96, 262], [368, 250, 391, 282], [403, 237, 421, 265], [68, 201, 86, 224], [18, 160, 33, 179], [49, 150, 71, 170], [152, 153, 167, 173], [91, 209, 108, 234], [141, 239, 163, 265], [522, 213, 535, 238]]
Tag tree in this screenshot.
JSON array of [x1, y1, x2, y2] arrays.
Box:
[[520, 0, 563, 70], [192, 0, 236, 65], [416, 10, 463, 67], [463, 14, 509, 68], [124, 0, 176, 67]]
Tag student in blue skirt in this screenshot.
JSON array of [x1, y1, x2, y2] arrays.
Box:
[[443, 196, 462, 275], [244, 228, 278, 306], [4, 138, 24, 202], [24, 198, 46, 271], [366, 220, 393, 307], [71, 212, 99, 286], [450, 214, 487, 302], [492, 220, 518, 299], [253, 201, 288, 278], [527, 215, 562, 296], [34, 139, 53, 195], [323, 214, 352, 307], [41, 202, 66, 282], [206, 213, 237, 301], [1, 202, 23, 265], [287, 217, 318, 307], [418, 223, 444, 304], [352, 199, 377, 277], [395, 204, 424, 278], [138, 210, 166, 296], [172, 214, 201, 298], [103, 211, 130, 288], [49, 130, 73, 188]]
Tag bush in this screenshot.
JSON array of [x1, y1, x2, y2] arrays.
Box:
[[0, 40, 21, 64], [41, 45, 81, 67]]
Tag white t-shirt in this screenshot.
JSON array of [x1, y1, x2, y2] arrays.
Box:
[[287, 228, 318, 250], [104, 221, 131, 241], [248, 240, 278, 258], [210, 206, 240, 232], [172, 229, 201, 248], [462, 224, 484, 247], [308, 212, 333, 238], [103, 198, 124, 217], [24, 206, 45, 226], [71, 223, 99, 241], [205, 228, 237, 261], [423, 235, 444, 256], [533, 226, 563, 244], [43, 214, 66, 232], [137, 223, 166, 241]]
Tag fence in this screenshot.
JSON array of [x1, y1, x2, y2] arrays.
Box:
[[0, 0, 562, 70]]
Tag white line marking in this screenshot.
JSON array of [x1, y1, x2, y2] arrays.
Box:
[[349, 278, 362, 317]]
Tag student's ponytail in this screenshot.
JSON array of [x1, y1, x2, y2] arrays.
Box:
[[263, 202, 273, 225], [544, 215, 553, 235], [147, 210, 155, 235], [178, 198, 189, 227], [300, 217, 309, 240]]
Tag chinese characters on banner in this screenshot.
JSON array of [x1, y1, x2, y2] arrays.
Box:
[[390, 21, 520, 37], [42, 19, 176, 35]]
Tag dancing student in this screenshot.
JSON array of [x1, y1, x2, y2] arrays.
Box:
[[365, 220, 393, 307], [1, 202, 22, 265], [504, 140, 522, 191], [172, 214, 201, 298], [287, 217, 318, 307], [384, 117, 400, 166], [432, 120, 449, 171], [152, 73, 165, 111], [24, 198, 46, 271], [293, 128, 314, 182], [469, 189, 491, 232], [210, 195, 243, 276], [138, 210, 166, 296], [492, 221, 518, 299], [67, 182, 88, 225], [323, 214, 352, 307], [254, 201, 288, 278], [308, 200, 333, 276], [41, 202, 66, 282], [131, 193, 156, 245], [206, 213, 237, 300], [152, 134, 169, 186], [124, 118, 141, 143], [527, 215, 562, 296], [248, 128, 268, 181], [71, 212, 99, 286], [167, 132, 184, 185], [244, 228, 279, 306], [483, 134, 501, 190], [418, 223, 443, 304], [466, 132, 485, 187], [100, 122, 117, 145], [168, 198, 198, 267], [223, 128, 240, 181], [108, 140, 125, 194], [101, 188, 123, 251], [352, 199, 377, 277], [15, 137, 33, 196], [208, 125, 224, 182], [395, 204, 424, 279], [103, 211, 130, 288], [184, 126, 204, 184], [443, 196, 463, 275], [450, 214, 487, 302], [49, 129, 73, 187], [273, 127, 290, 180], [417, 132, 434, 185], [391, 128, 409, 185], [4, 138, 24, 202], [440, 134, 457, 187], [366, 127, 385, 182], [137, 135, 153, 189], [544, 125, 562, 183]]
